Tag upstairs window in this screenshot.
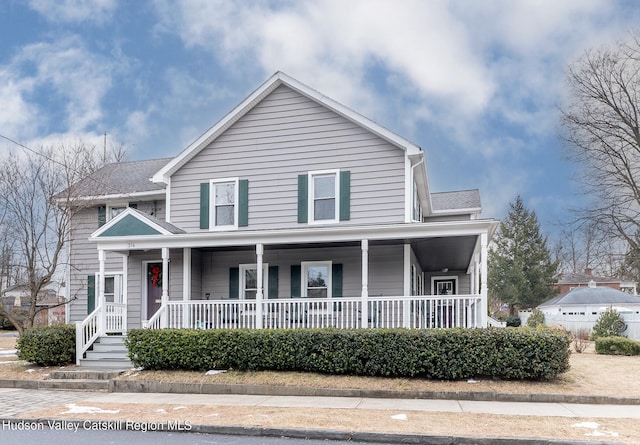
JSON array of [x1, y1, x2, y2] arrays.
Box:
[[98, 203, 137, 227], [213, 180, 237, 228], [199, 179, 249, 230], [298, 170, 350, 224], [311, 172, 338, 222], [412, 181, 423, 222]]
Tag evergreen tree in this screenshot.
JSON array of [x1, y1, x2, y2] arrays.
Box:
[[489, 196, 559, 315]]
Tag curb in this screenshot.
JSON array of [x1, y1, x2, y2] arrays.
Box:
[[108, 380, 640, 406], [0, 417, 619, 445], [1, 378, 639, 405]]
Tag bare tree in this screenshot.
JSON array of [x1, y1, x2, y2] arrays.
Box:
[[553, 220, 623, 276], [0, 141, 126, 334], [561, 32, 640, 255]]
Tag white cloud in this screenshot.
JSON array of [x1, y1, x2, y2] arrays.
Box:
[[0, 35, 118, 153], [28, 0, 117, 24], [148, 0, 640, 158], [0, 71, 38, 140]]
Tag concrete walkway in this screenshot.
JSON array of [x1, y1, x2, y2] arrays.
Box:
[[1, 387, 639, 420]]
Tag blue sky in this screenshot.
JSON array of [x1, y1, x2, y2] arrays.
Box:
[[1, 0, 640, 237]]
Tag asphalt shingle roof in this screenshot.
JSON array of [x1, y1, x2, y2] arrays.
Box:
[[129, 208, 185, 234], [68, 158, 171, 198], [430, 190, 481, 212], [539, 286, 640, 307]]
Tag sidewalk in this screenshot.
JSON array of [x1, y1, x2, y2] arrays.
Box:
[[0, 384, 637, 444]]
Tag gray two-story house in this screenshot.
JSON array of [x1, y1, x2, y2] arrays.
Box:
[[66, 72, 498, 366]]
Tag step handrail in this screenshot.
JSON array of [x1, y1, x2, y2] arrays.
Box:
[[75, 304, 103, 365]]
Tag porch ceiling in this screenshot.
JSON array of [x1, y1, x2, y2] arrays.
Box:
[[412, 236, 477, 273], [196, 236, 478, 273]]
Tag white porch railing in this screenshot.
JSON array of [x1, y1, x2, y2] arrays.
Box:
[[75, 302, 127, 365], [143, 295, 484, 330], [75, 305, 102, 365]]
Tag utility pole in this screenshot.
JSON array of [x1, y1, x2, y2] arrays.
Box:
[[103, 132, 107, 163]]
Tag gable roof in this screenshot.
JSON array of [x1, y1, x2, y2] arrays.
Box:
[[91, 207, 184, 239], [152, 72, 424, 184], [68, 158, 171, 200], [430, 190, 481, 214], [539, 286, 640, 307]]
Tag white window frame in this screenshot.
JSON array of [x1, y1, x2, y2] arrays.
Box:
[[107, 202, 129, 221], [302, 261, 332, 298], [412, 180, 423, 222], [239, 263, 269, 300], [209, 178, 239, 231], [431, 276, 458, 296], [308, 170, 340, 224], [95, 272, 123, 303]]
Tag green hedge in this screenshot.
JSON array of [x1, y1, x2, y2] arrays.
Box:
[[126, 327, 571, 380], [17, 324, 76, 366], [595, 336, 640, 356]]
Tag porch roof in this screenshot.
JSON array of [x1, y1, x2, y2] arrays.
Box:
[[90, 219, 497, 273]]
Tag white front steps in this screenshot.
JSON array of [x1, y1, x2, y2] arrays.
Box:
[[79, 335, 133, 368]]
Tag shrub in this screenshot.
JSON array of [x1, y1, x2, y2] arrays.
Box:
[[17, 324, 76, 366], [591, 307, 626, 340], [526, 309, 545, 328], [595, 336, 640, 356], [571, 328, 591, 353], [506, 316, 522, 327], [126, 327, 571, 381]]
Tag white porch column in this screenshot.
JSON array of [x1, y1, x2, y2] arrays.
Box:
[[256, 243, 264, 329], [480, 232, 488, 327], [98, 249, 106, 333], [361, 239, 369, 328], [122, 253, 128, 333], [183, 247, 191, 328], [403, 244, 411, 328], [161, 247, 169, 328]]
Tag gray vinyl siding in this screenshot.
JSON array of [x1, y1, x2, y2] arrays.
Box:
[[67, 201, 166, 324], [199, 244, 404, 300], [170, 85, 407, 231]]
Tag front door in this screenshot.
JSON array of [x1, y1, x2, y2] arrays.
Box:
[[146, 262, 163, 318]]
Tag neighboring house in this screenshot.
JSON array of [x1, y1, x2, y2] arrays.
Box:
[[1, 282, 66, 326], [557, 269, 637, 295], [532, 281, 640, 340], [65, 72, 498, 365]]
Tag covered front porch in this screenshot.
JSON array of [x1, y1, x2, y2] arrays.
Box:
[[76, 213, 494, 363]]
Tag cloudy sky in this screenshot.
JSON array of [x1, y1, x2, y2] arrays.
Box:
[[1, 0, 639, 234]]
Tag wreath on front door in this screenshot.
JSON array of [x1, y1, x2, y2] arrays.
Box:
[[148, 266, 162, 287]]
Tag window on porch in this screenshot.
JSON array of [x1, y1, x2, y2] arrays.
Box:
[[240, 264, 268, 299], [302, 261, 332, 298], [95, 273, 123, 303]]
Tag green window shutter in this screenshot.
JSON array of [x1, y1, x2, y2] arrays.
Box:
[[290, 265, 301, 298], [297, 174, 308, 223], [332, 264, 343, 298], [339, 170, 350, 221], [87, 275, 96, 314], [199, 183, 210, 229], [229, 267, 239, 299], [268, 266, 279, 299], [98, 206, 106, 227], [238, 179, 249, 227]]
